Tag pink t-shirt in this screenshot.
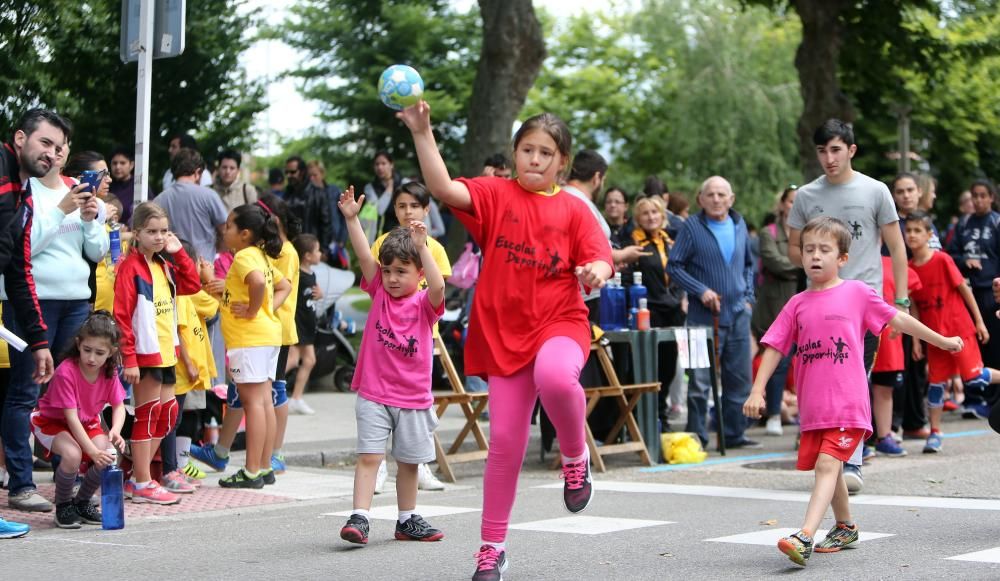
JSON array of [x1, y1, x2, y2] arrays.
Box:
[[37, 358, 127, 423], [761, 280, 896, 437], [352, 268, 443, 409]]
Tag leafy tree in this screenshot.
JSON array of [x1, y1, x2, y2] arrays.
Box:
[[0, 0, 265, 185]]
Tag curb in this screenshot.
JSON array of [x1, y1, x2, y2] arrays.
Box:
[[283, 448, 357, 468]]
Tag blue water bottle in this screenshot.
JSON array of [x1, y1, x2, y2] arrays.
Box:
[[109, 223, 122, 265], [599, 274, 621, 331], [630, 272, 648, 312], [610, 272, 627, 330], [101, 450, 125, 530]]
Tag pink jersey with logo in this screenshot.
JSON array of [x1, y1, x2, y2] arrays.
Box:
[[37, 358, 126, 423], [761, 280, 896, 436], [351, 268, 443, 409]]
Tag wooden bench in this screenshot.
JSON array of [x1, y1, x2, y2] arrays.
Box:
[[431, 336, 489, 483], [551, 341, 661, 472]]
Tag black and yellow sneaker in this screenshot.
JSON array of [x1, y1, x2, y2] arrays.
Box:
[[219, 468, 265, 489], [261, 468, 276, 486], [394, 514, 444, 541], [340, 514, 370, 544], [777, 531, 813, 566], [814, 522, 859, 553], [73, 499, 102, 525]]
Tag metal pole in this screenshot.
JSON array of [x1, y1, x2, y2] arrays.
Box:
[[134, 0, 155, 206]]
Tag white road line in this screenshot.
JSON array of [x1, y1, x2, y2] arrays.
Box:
[[510, 515, 674, 535], [946, 547, 1000, 563], [706, 527, 893, 546], [323, 505, 480, 519]]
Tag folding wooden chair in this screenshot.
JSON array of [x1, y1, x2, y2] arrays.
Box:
[[431, 336, 489, 482]]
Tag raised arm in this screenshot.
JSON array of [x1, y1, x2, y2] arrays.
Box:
[[338, 186, 378, 283], [410, 221, 445, 308], [396, 102, 472, 211]]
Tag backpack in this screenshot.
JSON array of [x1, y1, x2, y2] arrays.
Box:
[[448, 242, 481, 289]]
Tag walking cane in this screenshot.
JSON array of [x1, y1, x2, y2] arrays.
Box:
[[711, 313, 726, 455]]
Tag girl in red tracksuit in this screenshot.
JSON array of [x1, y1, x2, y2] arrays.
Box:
[[113, 202, 201, 505]]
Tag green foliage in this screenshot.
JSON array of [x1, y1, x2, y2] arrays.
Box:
[[526, 0, 803, 225], [278, 0, 480, 189], [0, 0, 265, 183]]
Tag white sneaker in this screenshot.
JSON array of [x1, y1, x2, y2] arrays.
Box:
[[289, 398, 316, 415], [417, 463, 445, 491], [373, 459, 387, 495], [766, 415, 783, 436]]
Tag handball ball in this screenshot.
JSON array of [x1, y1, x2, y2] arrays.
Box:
[[377, 65, 424, 111]]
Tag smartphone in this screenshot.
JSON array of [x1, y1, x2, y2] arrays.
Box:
[[79, 170, 104, 194]]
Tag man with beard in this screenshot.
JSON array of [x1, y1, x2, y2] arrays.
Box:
[[0, 109, 63, 524]]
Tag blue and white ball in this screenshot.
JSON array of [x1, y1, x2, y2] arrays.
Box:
[[377, 65, 424, 111]]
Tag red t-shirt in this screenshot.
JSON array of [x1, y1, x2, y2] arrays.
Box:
[[909, 251, 976, 338], [873, 256, 922, 372], [452, 177, 612, 377]]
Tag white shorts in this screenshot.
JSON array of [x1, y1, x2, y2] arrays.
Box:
[[227, 346, 279, 384]]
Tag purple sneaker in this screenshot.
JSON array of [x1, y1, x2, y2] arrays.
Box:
[[561, 457, 593, 513], [472, 544, 508, 581]]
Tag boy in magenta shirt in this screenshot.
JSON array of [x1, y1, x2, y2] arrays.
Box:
[[745, 216, 961, 566], [336, 186, 445, 546], [905, 211, 1000, 452]]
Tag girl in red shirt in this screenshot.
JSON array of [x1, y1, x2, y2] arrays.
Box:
[[398, 103, 613, 580]]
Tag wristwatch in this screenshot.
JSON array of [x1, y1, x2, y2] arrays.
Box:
[[894, 297, 911, 308]]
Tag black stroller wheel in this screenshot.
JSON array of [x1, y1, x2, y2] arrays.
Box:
[[333, 365, 354, 392]]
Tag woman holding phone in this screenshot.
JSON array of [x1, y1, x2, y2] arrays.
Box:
[[28, 150, 110, 358]]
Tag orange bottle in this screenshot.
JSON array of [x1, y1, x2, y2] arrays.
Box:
[[637, 298, 651, 331]]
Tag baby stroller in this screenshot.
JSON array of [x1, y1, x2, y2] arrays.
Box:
[[290, 262, 358, 391]]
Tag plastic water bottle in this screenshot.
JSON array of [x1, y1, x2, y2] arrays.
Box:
[[101, 449, 124, 530], [630, 272, 648, 311], [109, 223, 122, 265], [637, 298, 651, 331], [599, 275, 621, 331]]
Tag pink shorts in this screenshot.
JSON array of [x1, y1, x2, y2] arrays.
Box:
[[30, 411, 104, 459], [797, 427, 866, 471]]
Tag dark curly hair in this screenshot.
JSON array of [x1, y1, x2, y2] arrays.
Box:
[[62, 310, 122, 378]]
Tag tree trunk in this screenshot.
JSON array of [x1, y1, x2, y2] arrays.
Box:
[[792, 0, 854, 180], [460, 0, 545, 178]]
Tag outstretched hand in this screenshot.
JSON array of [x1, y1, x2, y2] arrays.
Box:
[[409, 220, 428, 247], [575, 263, 607, 289], [396, 101, 432, 134], [939, 336, 964, 353], [338, 186, 363, 219]]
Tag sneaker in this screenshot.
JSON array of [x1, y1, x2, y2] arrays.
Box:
[[843, 464, 863, 495], [902, 427, 930, 439], [394, 514, 444, 541], [131, 482, 181, 505], [962, 404, 991, 420], [219, 468, 264, 489], [561, 457, 594, 514], [0, 517, 30, 539], [190, 444, 229, 472], [161, 470, 196, 494], [418, 463, 446, 491], [923, 432, 943, 454], [289, 398, 316, 415], [73, 499, 102, 525], [373, 459, 387, 495], [814, 522, 859, 553], [875, 435, 907, 457], [54, 502, 82, 529], [340, 514, 370, 544], [777, 531, 813, 566], [124, 480, 135, 499], [8, 489, 54, 512], [261, 468, 276, 485], [726, 438, 764, 449], [181, 461, 206, 481], [943, 399, 959, 412], [765, 415, 783, 436], [472, 544, 509, 581], [271, 454, 287, 474], [861, 445, 876, 463]]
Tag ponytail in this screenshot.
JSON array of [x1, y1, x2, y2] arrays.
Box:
[[232, 203, 284, 259], [261, 214, 283, 258]]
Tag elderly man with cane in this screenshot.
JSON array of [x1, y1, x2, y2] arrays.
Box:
[[668, 176, 757, 449]]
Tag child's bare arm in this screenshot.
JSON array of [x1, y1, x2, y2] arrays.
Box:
[[178, 338, 198, 382], [410, 221, 445, 308], [338, 186, 378, 283], [62, 408, 114, 467], [396, 102, 472, 211], [889, 311, 964, 352], [957, 280, 989, 343], [108, 402, 126, 450], [743, 347, 783, 419]]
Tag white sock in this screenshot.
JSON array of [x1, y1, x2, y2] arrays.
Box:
[[483, 540, 505, 552], [177, 436, 192, 467], [398, 509, 414, 524], [351, 508, 370, 521], [134, 480, 152, 490], [561, 452, 587, 465]]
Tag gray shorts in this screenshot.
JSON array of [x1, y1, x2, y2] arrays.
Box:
[[355, 395, 438, 464]]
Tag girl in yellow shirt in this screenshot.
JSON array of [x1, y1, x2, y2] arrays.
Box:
[[218, 202, 292, 488]]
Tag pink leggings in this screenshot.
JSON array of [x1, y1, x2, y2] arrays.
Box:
[[481, 336, 587, 542]]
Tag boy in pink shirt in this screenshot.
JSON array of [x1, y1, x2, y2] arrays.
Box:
[[744, 216, 961, 566], [337, 186, 445, 546]]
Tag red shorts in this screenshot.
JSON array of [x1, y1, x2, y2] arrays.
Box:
[[30, 411, 104, 459], [797, 427, 867, 471], [926, 336, 982, 384]]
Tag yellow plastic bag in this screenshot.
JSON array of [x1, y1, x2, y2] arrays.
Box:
[[661, 432, 708, 464]]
